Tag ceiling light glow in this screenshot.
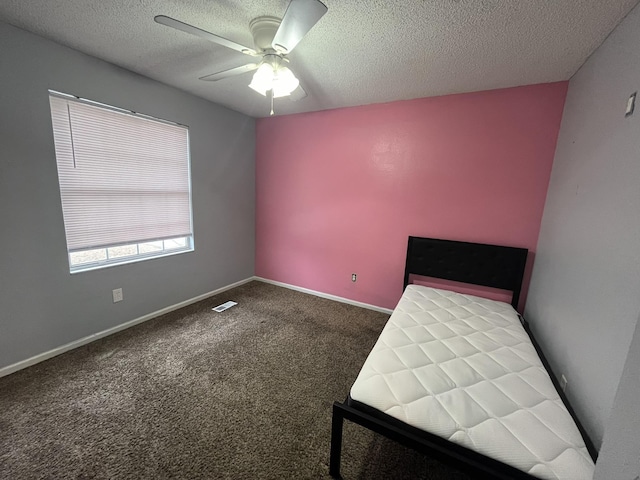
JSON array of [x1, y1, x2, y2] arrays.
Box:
[[249, 63, 299, 98]]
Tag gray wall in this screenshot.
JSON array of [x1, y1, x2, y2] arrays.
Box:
[[0, 22, 255, 370], [525, 4, 640, 449], [594, 313, 640, 479]]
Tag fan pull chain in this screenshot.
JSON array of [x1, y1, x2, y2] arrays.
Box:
[[269, 89, 274, 116]]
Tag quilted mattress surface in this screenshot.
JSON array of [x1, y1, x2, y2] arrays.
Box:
[[350, 285, 594, 480]]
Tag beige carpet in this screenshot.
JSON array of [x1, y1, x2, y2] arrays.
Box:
[[0, 281, 470, 479]]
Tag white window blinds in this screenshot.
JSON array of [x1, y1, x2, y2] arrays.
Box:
[[49, 92, 192, 252]]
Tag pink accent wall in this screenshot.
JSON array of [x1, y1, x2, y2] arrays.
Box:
[[256, 83, 568, 311]]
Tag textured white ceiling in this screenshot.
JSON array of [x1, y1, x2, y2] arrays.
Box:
[[0, 0, 638, 118]]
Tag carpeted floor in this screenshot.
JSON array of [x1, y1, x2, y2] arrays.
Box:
[[0, 281, 471, 479]]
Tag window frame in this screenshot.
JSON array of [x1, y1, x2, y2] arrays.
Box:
[[68, 235, 193, 273], [48, 90, 195, 273]]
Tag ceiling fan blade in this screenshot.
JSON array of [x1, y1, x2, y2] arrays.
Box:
[[289, 83, 307, 101], [199, 63, 259, 81], [272, 0, 327, 54], [155, 15, 258, 56]]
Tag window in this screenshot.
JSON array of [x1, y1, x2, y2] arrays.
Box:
[[49, 91, 193, 273]]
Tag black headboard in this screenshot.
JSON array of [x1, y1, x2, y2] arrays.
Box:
[[403, 236, 528, 309]]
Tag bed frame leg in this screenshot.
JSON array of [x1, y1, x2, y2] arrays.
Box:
[[329, 402, 344, 478]]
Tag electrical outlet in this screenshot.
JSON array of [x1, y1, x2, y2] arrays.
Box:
[[560, 374, 568, 392], [112, 288, 123, 303], [352, 273, 357, 282]]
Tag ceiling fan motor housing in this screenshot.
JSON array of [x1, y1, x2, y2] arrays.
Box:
[[249, 16, 281, 52]]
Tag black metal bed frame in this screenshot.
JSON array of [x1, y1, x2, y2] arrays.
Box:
[[329, 236, 596, 479], [403, 236, 527, 310]]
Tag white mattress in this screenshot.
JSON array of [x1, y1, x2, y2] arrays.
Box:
[[350, 285, 595, 480]]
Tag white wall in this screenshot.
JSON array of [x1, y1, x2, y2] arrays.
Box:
[[525, 3, 640, 449], [0, 22, 255, 370], [594, 313, 640, 479]]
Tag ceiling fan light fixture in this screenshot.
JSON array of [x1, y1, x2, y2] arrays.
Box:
[[156, 0, 329, 113], [249, 63, 299, 98], [248, 63, 275, 95], [272, 66, 300, 98]]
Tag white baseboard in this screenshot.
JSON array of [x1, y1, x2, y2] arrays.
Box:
[[254, 277, 393, 315], [0, 277, 254, 378]]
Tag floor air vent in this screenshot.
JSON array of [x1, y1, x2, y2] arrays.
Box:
[[212, 301, 237, 312]]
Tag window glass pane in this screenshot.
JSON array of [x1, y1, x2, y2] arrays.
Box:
[[70, 248, 107, 265], [68, 237, 192, 272], [139, 241, 163, 254], [164, 237, 187, 250], [107, 244, 138, 259]]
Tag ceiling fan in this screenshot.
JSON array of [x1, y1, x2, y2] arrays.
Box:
[[155, 0, 328, 115]]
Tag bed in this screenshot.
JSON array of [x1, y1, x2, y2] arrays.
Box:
[[330, 236, 596, 480]]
